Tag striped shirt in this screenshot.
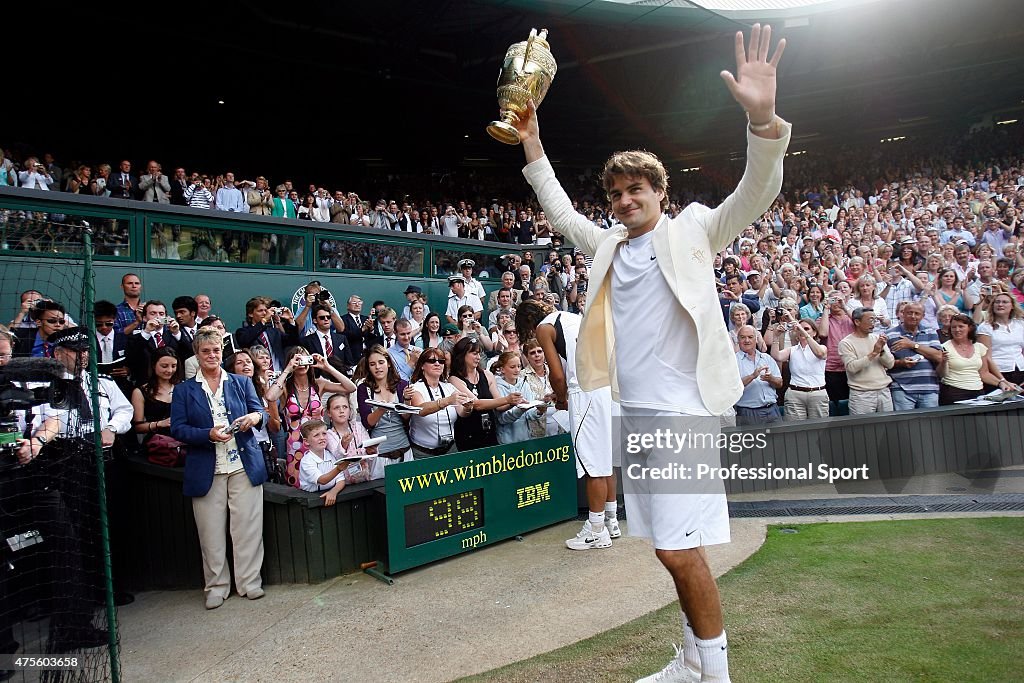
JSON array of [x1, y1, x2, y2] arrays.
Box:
[[184, 185, 214, 209], [885, 324, 941, 395]]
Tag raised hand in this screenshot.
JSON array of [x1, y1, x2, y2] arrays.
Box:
[[720, 24, 786, 125]]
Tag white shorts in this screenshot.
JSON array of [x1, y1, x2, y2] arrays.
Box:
[[569, 387, 614, 478], [618, 408, 730, 550]]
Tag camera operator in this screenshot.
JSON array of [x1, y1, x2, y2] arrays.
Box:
[[21, 327, 134, 648], [235, 297, 292, 372], [567, 263, 588, 313], [126, 300, 182, 384], [13, 300, 67, 358], [294, 280, 344, 336]]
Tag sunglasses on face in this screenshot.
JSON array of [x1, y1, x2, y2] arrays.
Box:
[[316, 315, 331, 320], [43, 318, 65, 325], [95, 321, 115, 328], [423, 357, 445, 365]]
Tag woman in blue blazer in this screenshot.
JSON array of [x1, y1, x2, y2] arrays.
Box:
[[171, 329, 268, 610]]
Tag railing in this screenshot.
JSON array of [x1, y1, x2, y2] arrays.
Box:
[[0, 186, 538, 279]]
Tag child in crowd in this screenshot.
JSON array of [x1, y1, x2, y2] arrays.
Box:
[[492, 351, 545, 444], [324, 393, 381, 482], [297, 419, 348, 506]]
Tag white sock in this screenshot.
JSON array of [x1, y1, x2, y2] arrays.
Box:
[[695, 631, 730, 682], [588, 511, 605, 533], [604, 501, 618, 521], [681, 615, 701, 675]]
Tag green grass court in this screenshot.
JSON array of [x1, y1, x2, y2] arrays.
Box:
[[460, 517, 1024, 683]]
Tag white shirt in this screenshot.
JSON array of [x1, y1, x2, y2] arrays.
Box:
[[408, 381, 460, 449], [787, 343, 827, 388], [977, 319, 1024, 372], [196, 371, 243, 475], [97, 331, 115, 364], [464, 277, 486, 302], [446, 293, 483, 320], [299, 449, 344, 492], [40, 371, 133, 436], [610, 221, 709, 415]]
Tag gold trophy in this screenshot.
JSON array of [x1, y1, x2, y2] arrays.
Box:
[[487, 28, 557, 145]]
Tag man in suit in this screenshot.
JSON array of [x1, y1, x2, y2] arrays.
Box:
[[126, 300, 181, 383], [516, 25, 789, 683], [170, 167, 190, 205], [300, 303, 347, 369], [172, 296, 200, 364], [339, 294, 375, 368], [107, 160, 136, 200], [94, 300, 131, 395], [138, 160, 171, 203], [234, 297, 288, 372]]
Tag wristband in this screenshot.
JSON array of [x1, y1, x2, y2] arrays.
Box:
[[747, 113, 777, 132]]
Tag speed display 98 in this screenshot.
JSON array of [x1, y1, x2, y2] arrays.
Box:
[[403, 488, 484, 548]]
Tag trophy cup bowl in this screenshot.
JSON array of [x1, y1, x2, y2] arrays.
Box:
[[487, 29, 557, 145]]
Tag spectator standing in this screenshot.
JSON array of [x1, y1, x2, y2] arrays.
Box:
[[113, 273, 143, 335], [818, 292, 854, 408], [734, 325, 783, 424], [271, 185, 297, 218], [215, 172, 247, 212], [884, 302, 943, 410], [107, 160, 135, 199], [938, 314, 1018, 404], [18, 156, 54, 190], [403, 349, 473, 458], [138, 160, 171, 203], [185, 177, 214, 209], [839, 308, 895, 414], [245, 177, 274, 215], [772, 317, 828, 419], [170, 328, 268, 610], [977, 292, 1024, 386], [169, 167, 189, 205]]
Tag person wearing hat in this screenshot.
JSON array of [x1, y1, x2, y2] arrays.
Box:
[[458, 259, 487, 305], [438, 322, 462, 356], [401, 285, 430, 321], [446, 275, 482, 325], [24, 326, 135, 646], [31, 327, 133, 446]]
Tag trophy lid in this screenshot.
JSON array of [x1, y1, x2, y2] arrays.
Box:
[[530, 28, 550, 50]]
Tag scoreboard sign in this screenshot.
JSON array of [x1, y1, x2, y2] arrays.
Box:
[[383, 435, 576, 574]]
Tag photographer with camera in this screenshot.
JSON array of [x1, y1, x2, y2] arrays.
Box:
[[718, 272, 762, 323], [235, 297, 293, 372], [294, 280, 344, 336], [403, 348, 475, 459], [17, 156, 54, 190], [567, 264, 588, 314], [184, 176, 214, 209], [12, 300, 67, 358], [126, 300, 182, 383]]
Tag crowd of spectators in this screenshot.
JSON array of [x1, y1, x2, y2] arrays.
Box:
[[5, 121, 1024, 426]]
